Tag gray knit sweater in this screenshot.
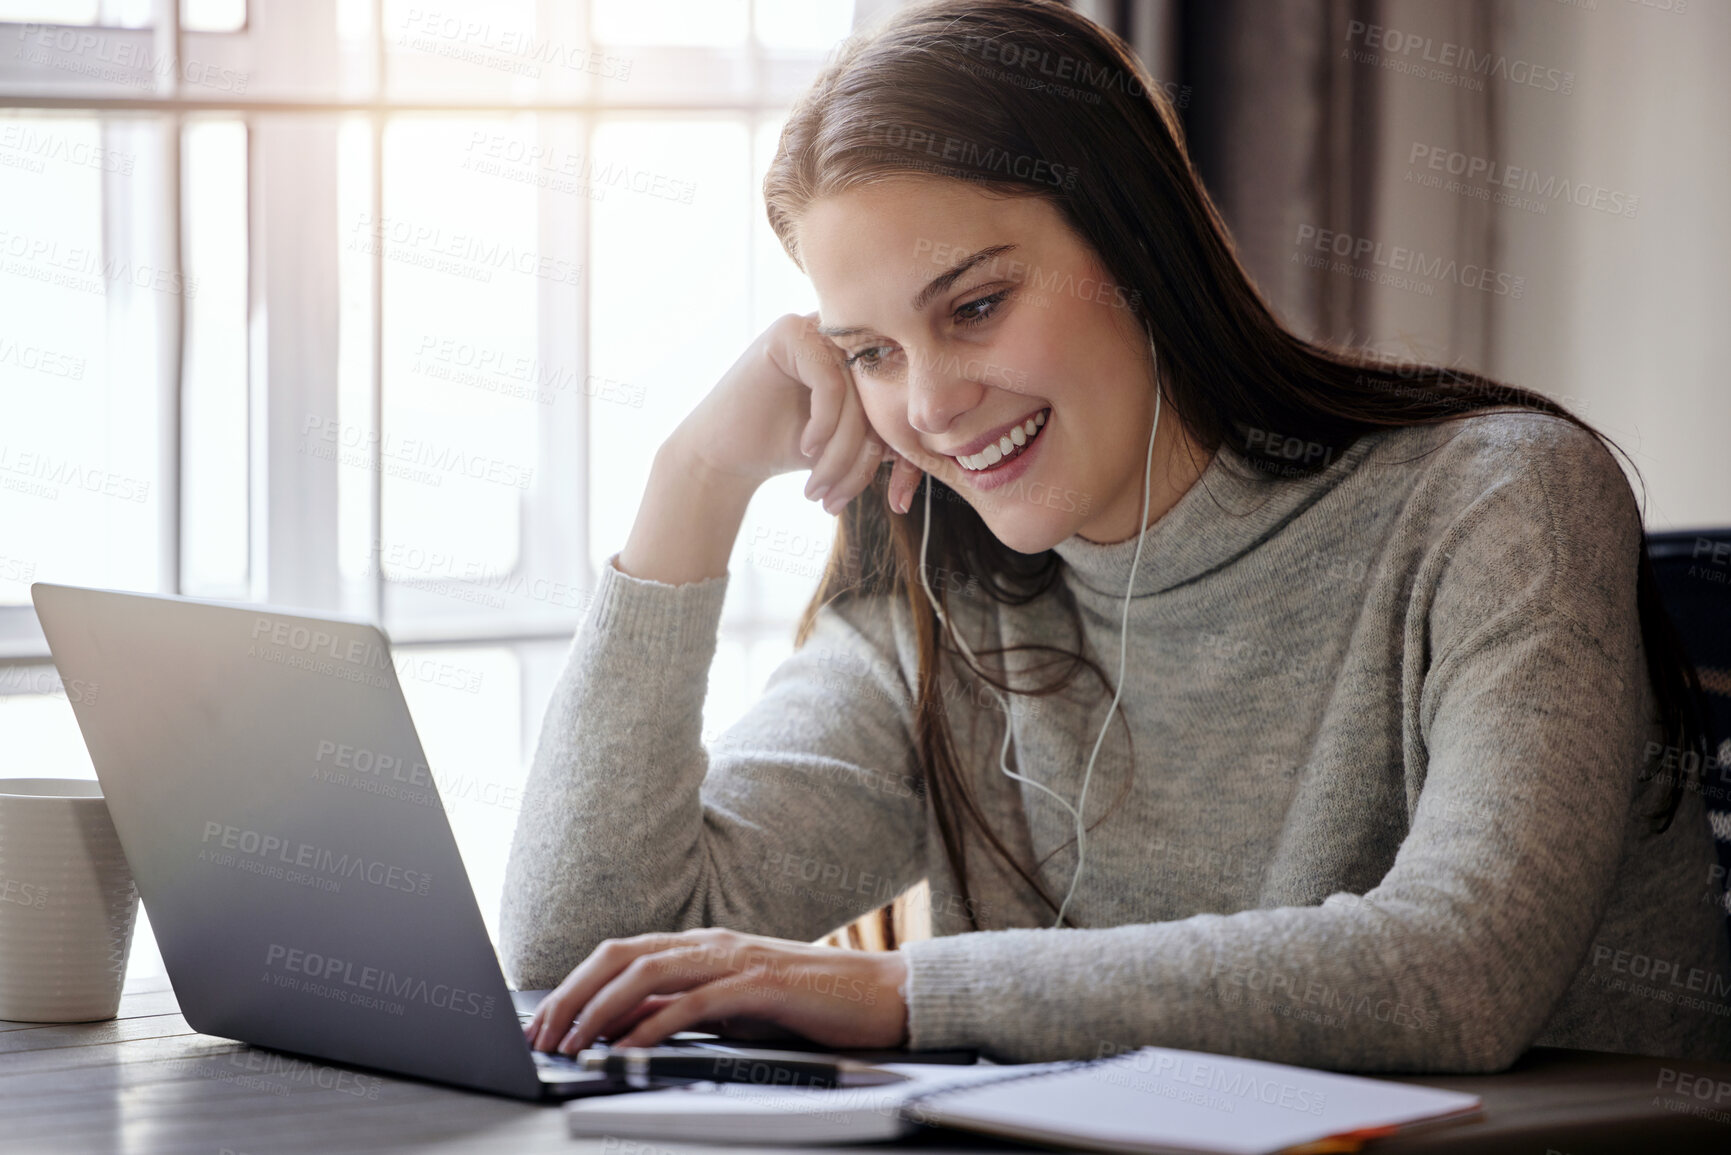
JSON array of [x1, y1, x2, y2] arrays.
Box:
[[501, 411, 1731, 1072]]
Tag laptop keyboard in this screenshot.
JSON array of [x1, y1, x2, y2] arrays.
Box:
[[531, 1049, 585, 1069], [520, 1013, 727, 1071]]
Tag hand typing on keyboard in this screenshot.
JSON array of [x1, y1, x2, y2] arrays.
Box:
[[521, 928, 909, 1057]]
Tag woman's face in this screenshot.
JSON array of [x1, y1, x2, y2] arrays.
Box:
[[797, 177, 1187, 552]]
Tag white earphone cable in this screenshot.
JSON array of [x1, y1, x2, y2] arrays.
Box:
[[916, 359, 1161, 929]]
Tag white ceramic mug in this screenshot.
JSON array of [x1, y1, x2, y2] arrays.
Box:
[[0, 779, 139, 1022]]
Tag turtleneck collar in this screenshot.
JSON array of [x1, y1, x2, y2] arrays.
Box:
[[1051, 429, 1386, 599]]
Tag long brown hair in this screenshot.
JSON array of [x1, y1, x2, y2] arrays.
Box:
[[764, 0, 1710, 931]]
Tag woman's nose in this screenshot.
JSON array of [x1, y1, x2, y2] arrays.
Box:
[[905, 349, 986, 435]]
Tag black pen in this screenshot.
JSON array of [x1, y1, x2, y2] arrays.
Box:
[[577, 1046, 908, 1089]]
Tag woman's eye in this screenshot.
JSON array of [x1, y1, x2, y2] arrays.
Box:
[[954, 289, 1010, 326], [845, 346, 891, 375]]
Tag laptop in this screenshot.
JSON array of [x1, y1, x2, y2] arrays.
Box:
[[30, 582, 715, 1101]]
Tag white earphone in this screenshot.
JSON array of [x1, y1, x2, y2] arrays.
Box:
[[916, 354, 1162, 928]]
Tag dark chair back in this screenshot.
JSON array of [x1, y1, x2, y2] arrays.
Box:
[[1645, 529, 1731, 946]]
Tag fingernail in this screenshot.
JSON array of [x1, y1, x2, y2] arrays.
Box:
[[808, 483, 829, 503]]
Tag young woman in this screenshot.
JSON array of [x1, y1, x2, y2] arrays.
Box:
[[504, 0, 1730, 1072]]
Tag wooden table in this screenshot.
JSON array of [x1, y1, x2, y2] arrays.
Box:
[[4, 979, 1731, 1154]]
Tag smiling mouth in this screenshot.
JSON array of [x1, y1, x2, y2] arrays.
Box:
[[952, 409, 1050, 472]]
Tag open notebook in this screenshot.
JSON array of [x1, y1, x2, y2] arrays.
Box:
[[564, 1045, 1482, 1153]]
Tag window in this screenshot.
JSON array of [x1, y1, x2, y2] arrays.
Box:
[[0, 0, 862, 989]]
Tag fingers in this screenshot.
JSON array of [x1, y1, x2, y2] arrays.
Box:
[[887, 453, 924, 516], [614, 973, 775, 1048], [808, 379, 895, 516], [607, 993, 681, 1038], [834, 432, 893, 516], [784, 316, 850, 460], [802, 380, 870, 509], [558, 945, 740, 1054], [531, 932, 909, 1054], [529, 932, 688, 1053], [825, 435, 889, 516], [780, 316, 888, 515]]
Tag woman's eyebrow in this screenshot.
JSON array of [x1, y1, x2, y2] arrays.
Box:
[[911, 243, 1018, 311], [817, 242, 1020, 338]]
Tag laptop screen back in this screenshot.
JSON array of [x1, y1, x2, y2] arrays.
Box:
[[31, 583, 541, 1100]]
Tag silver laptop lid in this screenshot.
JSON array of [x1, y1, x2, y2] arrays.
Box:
[[31, 583, 541, 1100]]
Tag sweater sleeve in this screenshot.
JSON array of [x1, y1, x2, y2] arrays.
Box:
[[900, 423, 1651, 1073], [499, 555, 928, 990]]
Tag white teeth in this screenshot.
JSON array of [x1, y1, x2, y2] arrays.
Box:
[[956, 408, 1050, 471]]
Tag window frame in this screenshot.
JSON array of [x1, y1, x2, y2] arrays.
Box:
[[0, 0, 851, 664]]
